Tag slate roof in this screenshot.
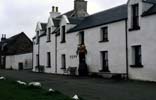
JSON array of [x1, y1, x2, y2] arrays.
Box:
[[53, 18, 60, 27], [142, 0, 156, 16], [68, 17, 85, 24], [68, 4, 128, 33], [40, 23, 47, 31], [50, 17, 85, 36], [0, 33, 22, 47], [0, 32, 33, 55], [40, 32, 46, 37], [57, 10, 74, 18], [143, 5, 156, 16], [143, 0, 156, 4], [34, 1, 156, 37]]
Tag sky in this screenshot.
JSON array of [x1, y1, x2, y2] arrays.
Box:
[[0, 0, 128, 39]]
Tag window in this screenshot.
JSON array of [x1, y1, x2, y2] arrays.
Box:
[[100, 51, 109, 72], [61, 25, 66, 43], [36, 54, 39, 66], [47, 52, 51, 68], [79, 31, 84, 45], [130, 4, 140, 30], [131, 45, 143, 67], [100, 27, 108, 42], [36, 31, 39, 44], [61, 54, 66, 69], [47, 27, 51, 42]]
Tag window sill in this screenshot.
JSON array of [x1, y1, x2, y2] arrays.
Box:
[[60, 41, 66, 43], [99, 40, 109, 43], [61, 67, 66, 70], [46, 66, 51, 68], [129, 26, 140, 31], [130, 64, 143, 68], [46, 40, 51, 43]]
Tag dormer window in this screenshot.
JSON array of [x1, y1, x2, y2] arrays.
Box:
[[36, 31, 39, 44], [47, 27, 51, 42], [130, 4, 140, 31], [61, 25, 66, 43]]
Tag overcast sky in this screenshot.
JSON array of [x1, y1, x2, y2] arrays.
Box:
[[0, 0, 128, 39]]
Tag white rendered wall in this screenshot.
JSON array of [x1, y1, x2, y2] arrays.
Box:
[[6, 53, 32, 70], [128, 15, 156, 82], [60, 21, 127, 74], [128, 0, 156, 81], [34, 20, 127, 74], [83, 21, 127, 73]]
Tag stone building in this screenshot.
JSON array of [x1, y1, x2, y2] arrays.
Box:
[[0, 32, 33, 70]]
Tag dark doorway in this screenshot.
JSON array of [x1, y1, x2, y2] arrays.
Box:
[[18, 62, 23, 70], [0, 56, 6, 69], [100, 51, 110, 72], [77, 45, 88, 76]]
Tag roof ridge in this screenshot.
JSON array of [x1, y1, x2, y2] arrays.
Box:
[[8, 32, 24, 39], [87, 4, 127, 18], [68, 4, 127, 33], [40, 23, 47, 25]]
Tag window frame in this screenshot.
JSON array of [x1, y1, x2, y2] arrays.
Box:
[[36, 31, 39, 44], [36, 54, 39, 67], [61, 25, 66, 43], [99, 27, 109, 42], [100, 51, 110, 72], [47, 27, 51, 42], [129, 4, 140, 31], [130, 45, 143, 68], [61, 54, 66, 69], [47, 52, 51, 68], [79, 31, 85, 45]]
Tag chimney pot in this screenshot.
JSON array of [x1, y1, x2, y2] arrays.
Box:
[[56, 7, 58, 12], [1, 34, 6, 41], [52, 6, 55, 12]]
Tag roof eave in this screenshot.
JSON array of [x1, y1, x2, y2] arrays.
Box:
[[67, 18, 127, 33]]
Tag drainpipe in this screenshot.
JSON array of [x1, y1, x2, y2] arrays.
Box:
[[32, 40, 34, 70], [55, 33, 57, 74], [125, 19, 129, 79], [38, 35, 40, 67]]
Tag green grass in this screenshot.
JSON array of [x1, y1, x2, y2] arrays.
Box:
[[0, 79, 74, 100]]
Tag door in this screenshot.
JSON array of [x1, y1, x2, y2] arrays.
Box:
[[78, 45, 88, 76], [101, 51, 110, 72], [18, 62, 23, 70], [1, 56, 6, 69]]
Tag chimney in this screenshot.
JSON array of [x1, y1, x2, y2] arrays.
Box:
[[74, 0, 88, 17], [49, 6, 61, 18], [56, 7, 58, 12], [1, 34, 6, 41], [52, 6, 55, 12]]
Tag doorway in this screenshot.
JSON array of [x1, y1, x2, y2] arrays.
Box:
[[18, 62, 23, 70]]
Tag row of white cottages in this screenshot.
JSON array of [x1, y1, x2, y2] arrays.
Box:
[[33, 0, 156, 82]]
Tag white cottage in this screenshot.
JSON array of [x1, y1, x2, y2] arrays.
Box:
[[0, 32, 33, 70], [33, 0, 156, 81]]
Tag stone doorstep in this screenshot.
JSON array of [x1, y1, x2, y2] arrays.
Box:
[[91, 72, 127, 79], [99, 72, 113, 79]]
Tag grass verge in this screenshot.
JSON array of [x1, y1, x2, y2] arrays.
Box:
[[0, 79, 74, 100]]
